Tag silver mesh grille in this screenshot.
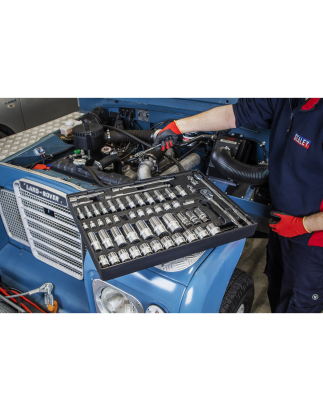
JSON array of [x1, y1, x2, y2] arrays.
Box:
[[14, 179, 83, 280], [0, 189, 29, 246]]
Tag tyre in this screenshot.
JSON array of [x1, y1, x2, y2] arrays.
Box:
[[219, 268, 254, 313], [0, 124, 15, 138]]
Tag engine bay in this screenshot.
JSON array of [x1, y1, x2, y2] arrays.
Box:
[[15, 106, 271, 214]]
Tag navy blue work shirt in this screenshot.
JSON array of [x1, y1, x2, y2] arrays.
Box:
[[233, 98, 323, 246]]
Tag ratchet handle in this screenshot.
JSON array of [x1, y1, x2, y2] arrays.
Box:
[[223, 209, 243, 228], [209, 198, 242, 228], [232, 208, 253, 226]]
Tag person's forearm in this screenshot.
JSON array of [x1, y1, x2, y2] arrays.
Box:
[[304, 212, 323, 232], [176, 105, 236, 133]]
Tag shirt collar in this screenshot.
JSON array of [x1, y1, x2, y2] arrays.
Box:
[[301, 98, 320, 111]]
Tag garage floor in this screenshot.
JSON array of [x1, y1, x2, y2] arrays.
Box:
[[236, 237, 271, 313]]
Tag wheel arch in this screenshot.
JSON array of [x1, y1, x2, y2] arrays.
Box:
[[179, 239, 246, 313], [0, 123, 15, 137]]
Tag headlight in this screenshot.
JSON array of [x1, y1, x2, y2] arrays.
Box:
[[92, 280, 144, 313], [101, 287, 136, 313]]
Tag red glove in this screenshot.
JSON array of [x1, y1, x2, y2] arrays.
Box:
[[269, 212, 309, 238], [153, 121, 182, 151]]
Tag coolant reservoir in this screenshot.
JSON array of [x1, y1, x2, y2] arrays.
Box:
[[60, 119, 82, 136]]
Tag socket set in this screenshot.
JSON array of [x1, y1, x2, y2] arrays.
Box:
[[67, 171, 257, 281]]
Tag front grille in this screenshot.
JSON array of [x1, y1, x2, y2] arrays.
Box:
[[13, 179, 83, 280], [0, 189, 29, 246]]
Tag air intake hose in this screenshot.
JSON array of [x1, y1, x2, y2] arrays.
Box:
[[211, 147, 269, 185], [103, 129, 156, 144], [94, 155, 122, 174]]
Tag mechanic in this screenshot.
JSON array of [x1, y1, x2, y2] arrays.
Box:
[[154, 99, 323, 313]]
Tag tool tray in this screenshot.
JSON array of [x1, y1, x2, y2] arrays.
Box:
[[67, 171, 257, 281]]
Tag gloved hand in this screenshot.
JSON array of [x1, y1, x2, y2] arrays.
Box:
[[269, 211, 311, 237], [153, 120, 182, 151]]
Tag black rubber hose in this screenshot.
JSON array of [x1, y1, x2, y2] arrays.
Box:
[[103, 126, 154, 147], [211, 147, 269, 185], [94, 155, 122, 174], [84, 166, 107, 187], [96, 172, 131, 185], [179, 134, 213, 148]]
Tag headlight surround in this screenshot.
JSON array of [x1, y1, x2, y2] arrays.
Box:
[[92, 279, 144, 313]]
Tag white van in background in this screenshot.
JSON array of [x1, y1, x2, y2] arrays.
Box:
[[0, 98, 79, 138]]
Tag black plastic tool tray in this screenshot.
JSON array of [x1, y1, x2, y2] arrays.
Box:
[[67, 171, 257, 281]]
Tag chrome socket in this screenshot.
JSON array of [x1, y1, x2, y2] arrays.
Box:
[[193, 207, 209, 223], [183, 229, 198, 243], [151, 239, 163, 253], [105, 216, 112, 225], [185, 210, 200, 225], [89, 221, 96, 229], [108, 252, 120, 266], [87, 232, 102, 252], [134, 194, 145, 207], [98, 229, 114, 249], [113, 215, 121, 223], [206, 223, 221, 236], [123, 223, 140, 244], [97, 219, 104, 227], [118, 249, 131, 262], [154, 190, 166, 202], [149, 216, 168, 237], [135, 220, 154, 240], [99, 202, 108, 215], [137, 209, 145, 218], [162, 213, 182, 233], [145, 207, 154, 216], [172, 232, 186, 246], [91, 204, 101, 217], [161, 236, 175, 250], [82, 222, 89, 230], [110, 226, 127, 247], [99, 255, 110, 268], [154, 204, 163, 213], [172, 200, 181, 209], [107, 200, 117, 213], [187, 185, 196, 194], [128, 211, 137, 219], [125, 195, 136, 209], [176, 212, 193, 228], [165, 188, 176, 200], [84, 205, 93, 219], [116, 198, 126, 211], [194, 226, 209, 239], [143, 192, 155, 205], [187, 175, 198, 185], [129, 246, 141, 259], [77, 207, 85, 220], [182, 200, 195, 206], [140, 243, 153, 256], [175, 185, 188, 197], [163, 203, 172, 211]]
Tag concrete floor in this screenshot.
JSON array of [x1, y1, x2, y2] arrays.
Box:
[[236, 237, 271, 313]]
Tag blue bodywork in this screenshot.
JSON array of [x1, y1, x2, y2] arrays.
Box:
[[0, 98, 270, 313]]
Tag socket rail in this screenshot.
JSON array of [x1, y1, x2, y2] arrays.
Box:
[[67, 171, 257, 281]]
